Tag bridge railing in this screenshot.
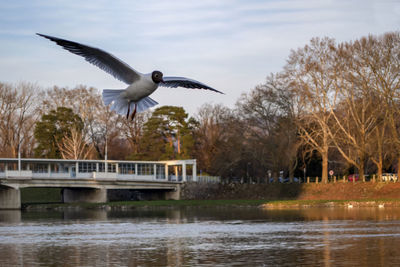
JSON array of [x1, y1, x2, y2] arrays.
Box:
[[0, 170, 220, 183], [1, 170, 33, 178], [1, 170, 173, 182], [187, 175, 221, 183]]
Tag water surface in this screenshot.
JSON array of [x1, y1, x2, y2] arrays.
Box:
[[1, 206, 400, 266]]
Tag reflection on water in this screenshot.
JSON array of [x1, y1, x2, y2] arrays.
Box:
[[1, 207, 400, 266]]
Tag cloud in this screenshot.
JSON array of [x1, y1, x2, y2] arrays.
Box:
[[0, 0, 399, 114]]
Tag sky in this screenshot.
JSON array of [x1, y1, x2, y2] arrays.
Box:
[[0, 0, 399, 115]]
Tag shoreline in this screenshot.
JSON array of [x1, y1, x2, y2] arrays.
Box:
[[260, 199, 400, 209], [22, 199, 268, 211], [21, 198, 400, 211]]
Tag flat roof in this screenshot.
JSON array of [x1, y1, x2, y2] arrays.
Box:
[[0, 158, 196, 165]]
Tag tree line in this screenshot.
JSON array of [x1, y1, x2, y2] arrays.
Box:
[[0, 32, 399, 183]]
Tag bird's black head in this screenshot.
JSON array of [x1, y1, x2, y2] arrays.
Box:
[[151, 70, 164, 83]]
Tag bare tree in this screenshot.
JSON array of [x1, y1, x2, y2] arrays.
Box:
[[121, 111, 150, 154], [328, 95, 378, 181], [0, 82, 40, 157], [193, 104, 238, 177], [58, 127, 94, 159], [209, 113, 247, 181], [237, 73, 301, 182], [286, 37, 339, 183], [360, 32, 400, 179], [328, 33, 400, 180], [325, 41, 377, 181], [369, 119, 390, 180], [96, 102, 125, 159]]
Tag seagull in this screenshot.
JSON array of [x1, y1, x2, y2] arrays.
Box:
[[36, 33, 223, 120]]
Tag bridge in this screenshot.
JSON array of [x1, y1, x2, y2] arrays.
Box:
[[0, 158, 197, 209]]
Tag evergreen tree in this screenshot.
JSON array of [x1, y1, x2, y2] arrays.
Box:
[[134, 106, 194, 160], [34, 107, 84, 158]]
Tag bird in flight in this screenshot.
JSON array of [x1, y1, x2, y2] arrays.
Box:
[[37, 33, 223, 120]]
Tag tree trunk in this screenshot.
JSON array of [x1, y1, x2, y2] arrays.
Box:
[[377, 164, 383, 182], [322, 151, 328, 183], [177, 135, 181, 155], [359, 163, 365, 183], [272, 171, 278, 183], [397, 157, 400, 183], [289, 158, 295, 183]]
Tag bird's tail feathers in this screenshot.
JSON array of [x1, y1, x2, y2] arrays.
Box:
[[136, 96, 158, 113], [102, 89, 158, 116], [102, 89, 125, 106]]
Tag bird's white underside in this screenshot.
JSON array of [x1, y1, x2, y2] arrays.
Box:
[[121, 74, 158, 102]]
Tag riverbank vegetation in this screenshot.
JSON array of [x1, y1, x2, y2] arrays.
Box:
[[1, 31, 400, 184]]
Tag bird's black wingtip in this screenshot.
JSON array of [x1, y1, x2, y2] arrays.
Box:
[[36, 33, 55, 41], [212, 88, 225, 94], [36, 33, 50, 40]]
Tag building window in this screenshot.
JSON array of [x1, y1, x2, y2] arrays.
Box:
[[51, 164, 69, 173], [33, 163, 48, 173], [156, 164, 165, 179], [98, 163, 116, 173], [78, 162, 96, 173], [137, 164, 154, 175], [119, 163, 135, 174]]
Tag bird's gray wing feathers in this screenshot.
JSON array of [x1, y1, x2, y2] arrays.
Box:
[[37, 33, 141, 84], [161, 76, 223, 94]]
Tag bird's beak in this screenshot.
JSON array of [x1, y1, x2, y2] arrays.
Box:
[[161, 78, 164, 83]]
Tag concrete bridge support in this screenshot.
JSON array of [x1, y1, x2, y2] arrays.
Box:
[[63, 188, 107, 203], [164, 184, 181, 200], [0, 187, 21, 209]]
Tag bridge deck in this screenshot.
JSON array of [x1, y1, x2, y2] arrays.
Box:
[[0, 158, 199, 208], [0, 158, 197, 190], [0, 176, 180, 190]]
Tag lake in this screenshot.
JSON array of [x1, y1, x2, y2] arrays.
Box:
[[1, 206, 400, 266]]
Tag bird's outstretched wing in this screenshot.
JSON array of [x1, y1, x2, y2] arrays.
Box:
[[37, 33, 141, 85], [160, 76, 223, 94]]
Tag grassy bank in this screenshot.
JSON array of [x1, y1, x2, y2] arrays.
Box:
[[21, 188, 62, 204], [182, 182, 400, 200]]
